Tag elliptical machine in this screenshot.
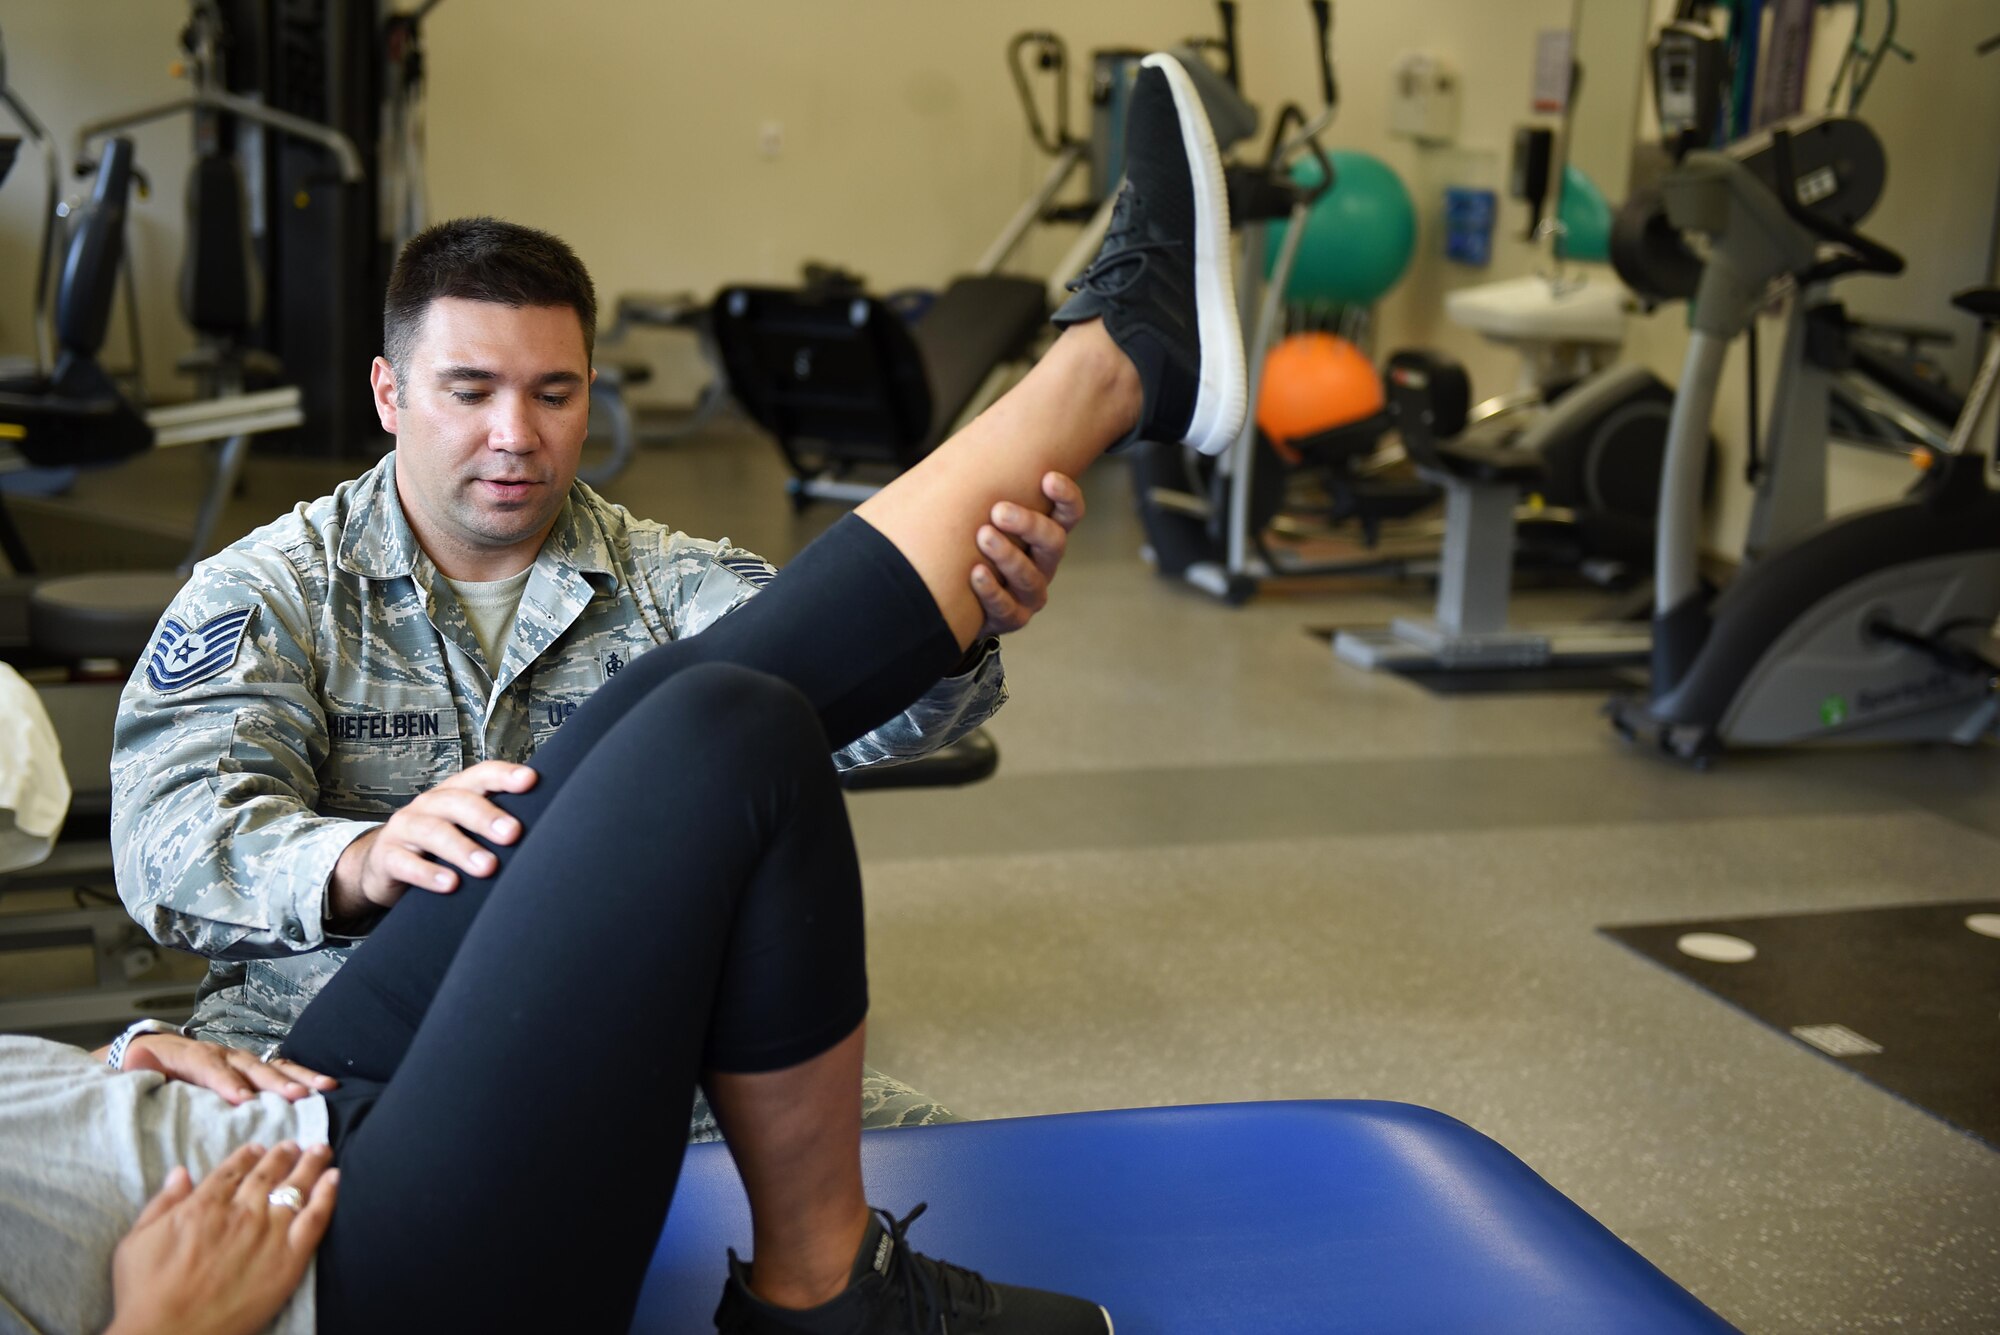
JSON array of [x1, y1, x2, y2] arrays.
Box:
[[1605, 111, 2000, 762]]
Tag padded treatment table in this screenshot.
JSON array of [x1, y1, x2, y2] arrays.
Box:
[[633, 1101, 1737, 1334]]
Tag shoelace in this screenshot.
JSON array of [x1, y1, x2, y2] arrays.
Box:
[[880, 1202, 1000, 1332], [1065, 185, 1182, 299]]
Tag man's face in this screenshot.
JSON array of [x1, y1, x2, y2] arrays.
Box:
[[370, 297, 594, 581]]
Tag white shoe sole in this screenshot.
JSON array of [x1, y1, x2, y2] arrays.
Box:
[[1142, 52, 1246, 457]]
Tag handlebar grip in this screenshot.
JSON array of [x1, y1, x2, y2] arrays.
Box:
[[1311, 1, 1335, 106]]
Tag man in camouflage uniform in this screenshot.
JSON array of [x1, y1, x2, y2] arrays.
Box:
[[110, 218, 1079, 1140]]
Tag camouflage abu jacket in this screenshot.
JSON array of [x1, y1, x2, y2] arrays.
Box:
[[111, 453, 1004, 1049]]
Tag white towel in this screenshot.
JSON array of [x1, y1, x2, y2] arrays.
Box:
[[0, 662, 70, 872]]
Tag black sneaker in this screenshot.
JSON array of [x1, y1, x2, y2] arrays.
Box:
[[712, 1203, 1113, 1335], [1053, 52, 1245, 456]]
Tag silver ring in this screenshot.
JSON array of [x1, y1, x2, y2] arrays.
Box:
[[267, 1185, 305, 1211], [259, 1044, 281, 1065]]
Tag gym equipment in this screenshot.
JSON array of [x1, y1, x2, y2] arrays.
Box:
[[1256, 331, 1383, 456], [576, 291, 729, 490], [0, 670, 197, 1043], [1332, 119, 1740, 672], [1144, 2, 1682, 609], [1624, 12, 1959, 460], [838, 727, 999, 793], [1512, 125, 1557, 240], [75, 2, 365, 403], [1557, 163, 1613, 263], [0, 128, 223, 1034], [1331, 350, 1657, 673], [0, 34, 63, 378], [0, 135, 299, 1041], [715, 20, 1189, 510], [0, 134, 298, 1048], [1607, 117, 2000, 762], [1266, 149, 1416, 307], [1821, 308, 1964, 453], [379, 0, 444, 256], [1431, 267, 1704, 593], [1629, 167, 1961, 460], [0, 139, 306, 578], [635, 1102, 1738, 1333], [1427, 34, 1726, 580], [0, 58, 247, 1046], [1330, 10, 1767, 669], [991, 31, 1126, 274], [68, 1, 419, 457], [1447, 272, 1629, 411], [711, 271, 1049, 510], [1824, 0, 1914, 114]]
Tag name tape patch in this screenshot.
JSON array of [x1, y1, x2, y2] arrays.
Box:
[[329, 711, 445, 742], [145, 607, 256, 693]]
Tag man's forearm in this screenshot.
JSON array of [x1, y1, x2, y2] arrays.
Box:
[[118, 807, 381, 960]]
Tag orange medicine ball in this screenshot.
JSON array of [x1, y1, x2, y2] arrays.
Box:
[[1256, 333, 1384, 462]]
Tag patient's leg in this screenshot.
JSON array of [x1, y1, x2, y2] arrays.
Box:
[[309, 666, 869, 1333]]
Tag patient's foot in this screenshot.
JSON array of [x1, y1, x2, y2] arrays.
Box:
[[714, 1203, 1113, 1334], [1052, 52, 1245, 456]]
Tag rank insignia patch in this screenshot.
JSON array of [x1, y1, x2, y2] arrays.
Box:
[[720, 554, 777, 588], [145, 607, 256, 693]]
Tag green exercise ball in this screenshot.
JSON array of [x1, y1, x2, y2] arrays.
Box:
[[1267, 150, 1417, 307], [1556, 164, 1612, 263]]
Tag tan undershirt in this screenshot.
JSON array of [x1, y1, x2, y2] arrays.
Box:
[[439, 566, 533, 677]]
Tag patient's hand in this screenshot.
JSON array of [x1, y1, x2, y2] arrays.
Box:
[[971, 470, 1087, 639], [105, 1142, 338, 1335], [120, 1033, 337, 1105]]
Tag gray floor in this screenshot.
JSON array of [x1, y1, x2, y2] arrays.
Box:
[[10, 421, 2000, 1333]]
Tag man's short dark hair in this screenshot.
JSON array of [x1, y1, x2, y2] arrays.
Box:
[[383, 217, 598, 397]]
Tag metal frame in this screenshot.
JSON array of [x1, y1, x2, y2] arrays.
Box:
[[0, 786, 198, 1038], [1331, 469, 1651, 672], [1, 386, 304, 572]]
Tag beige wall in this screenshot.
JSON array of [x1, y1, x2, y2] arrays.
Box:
[[1229, 0, 1580, 388], [0, 0, 1583, 404], [423, 0, 1221, 402], [2, 0, 1994, 549], [1567, 0, 1650, 206]]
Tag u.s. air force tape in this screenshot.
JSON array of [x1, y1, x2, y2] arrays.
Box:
[[145, 606, 256, 693]]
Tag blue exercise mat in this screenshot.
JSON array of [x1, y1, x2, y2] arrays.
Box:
[[633, 1100, 1736, 1334]]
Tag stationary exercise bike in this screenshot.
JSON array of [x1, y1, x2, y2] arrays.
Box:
[[1605, 116, 2000, 764]]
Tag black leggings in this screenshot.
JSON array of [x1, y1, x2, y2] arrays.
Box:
[[279, 515, 964, 1334]]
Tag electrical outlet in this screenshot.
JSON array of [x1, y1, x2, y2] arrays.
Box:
[[759, 121, 784, 160]]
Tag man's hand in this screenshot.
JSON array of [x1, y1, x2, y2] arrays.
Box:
[[116, 1032, 337, 1104], [970, 470, 1086, 640], [106, 1143, 337, 1335], [328, 759, 539, 928]]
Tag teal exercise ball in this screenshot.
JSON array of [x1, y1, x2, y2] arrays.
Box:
[[1556, 164, 1612, 263], [1267, 150, 1417, 307]]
